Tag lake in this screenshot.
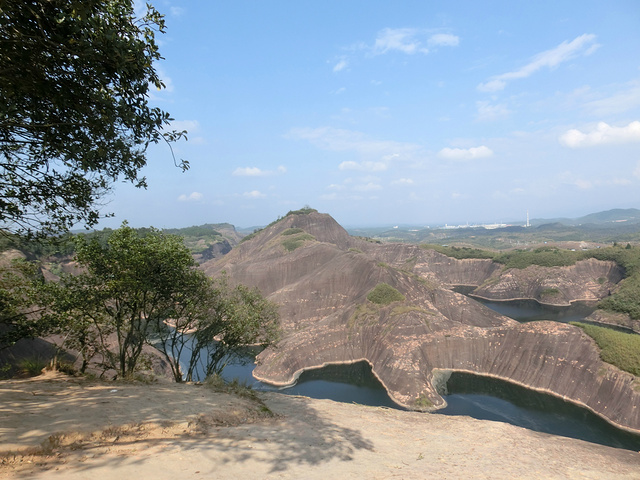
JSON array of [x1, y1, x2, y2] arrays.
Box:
[[202, 297, 640, 451]]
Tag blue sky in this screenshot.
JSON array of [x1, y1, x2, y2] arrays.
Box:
[[102, 0, 640, 229]]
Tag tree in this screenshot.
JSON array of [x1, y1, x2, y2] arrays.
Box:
[[44, 224, 279, 380], [181, 274, 280, 382], [0, 0, 187, 237], [0, 254, 48, 348]]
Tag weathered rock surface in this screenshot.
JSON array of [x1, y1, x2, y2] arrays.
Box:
[[202, 212, 640, 433], [472, 258, 623, 306]]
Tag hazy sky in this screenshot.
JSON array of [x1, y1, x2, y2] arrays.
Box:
[[101, 1, 640, 229]]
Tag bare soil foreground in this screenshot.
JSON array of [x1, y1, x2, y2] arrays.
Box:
[[1, 372, 639, 480]]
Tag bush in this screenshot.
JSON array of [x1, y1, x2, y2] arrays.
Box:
[[367, 283, 405, 305], [571, 322, 640, 376], [281, 232, 314, 252], [17, 357, 47, 377], [281, 228, 304, 236]]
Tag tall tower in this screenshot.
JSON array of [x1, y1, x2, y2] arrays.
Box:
[[526, 210, 530, 228]]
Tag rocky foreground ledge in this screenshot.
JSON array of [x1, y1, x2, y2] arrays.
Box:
[[1, 374, 639, 480]]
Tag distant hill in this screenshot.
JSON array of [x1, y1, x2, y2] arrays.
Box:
[[532, 208, 640, 227], [164, 223, 244, 263], [346, 208, 640, 248]]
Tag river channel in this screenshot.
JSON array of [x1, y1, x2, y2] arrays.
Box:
[[205, 298, 640, 451]]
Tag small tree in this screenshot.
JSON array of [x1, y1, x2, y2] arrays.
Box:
[[0, 257, 48, 348], [44, 224, 279, 380], [182, 274, 280, 381]]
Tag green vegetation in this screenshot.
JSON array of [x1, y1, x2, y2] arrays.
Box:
[[286, 207, 318, 216], [421, 244, 496, 260], [367, 283, 405, 305], [17, 357, 47, 378], [415, 394, 434, 409], [493, 247, 583, 269], [281, 232, 315, 252], [8, 224, 279, 381], [348, 303, 380, 329], [597, 276, 640, 320], [540, 288, 561, 297], [240, 207, 318, 244], [281, 228, 305, 236], [0, 0, 186, 237], [571, 322, 640, 376], [419, 241, 640, 321]]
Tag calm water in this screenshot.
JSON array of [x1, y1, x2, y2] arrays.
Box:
[[195, 297, 640, 451]]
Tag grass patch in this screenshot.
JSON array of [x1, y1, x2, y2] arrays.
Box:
[[391, 305, 431, 316], [348, 303, 380, 329], [281, 228, 304, 236], [281, 232, 315, 252], [415, 394, 434, 409], [420, 244, 495, 260], [540, 287, 561, 297], [367, 283, 405, 305], [16, 357, 48, 378], [571, 322, 640, 376]]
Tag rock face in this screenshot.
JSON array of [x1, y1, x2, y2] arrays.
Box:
[[202, 212, 640, 433], [471, 259, 623, 306]]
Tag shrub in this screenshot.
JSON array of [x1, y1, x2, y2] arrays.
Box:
[[17, 357, 47, 377], [281, 232, 314, 252], [281, 228, 304, 236], [367, 283, 405, 305]]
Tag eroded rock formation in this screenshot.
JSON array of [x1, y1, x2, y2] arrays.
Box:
[[202, 212, 640, 433]]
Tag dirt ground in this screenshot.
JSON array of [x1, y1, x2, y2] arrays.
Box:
[[1, 372, 639, 479]]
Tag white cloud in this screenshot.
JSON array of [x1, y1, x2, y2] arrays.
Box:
[[475, 101, 510, 121], [353, 182, 383, 192], [170, 6, 184, 16], [233, 165, 287, 176], [338, 160, 387, 172], [286, 126, 422, 160], [559, 121, 640, 148], [428, 34, 460, 47], [634, 161, 640, 179], [333, 58, 348, 72], [373, 28, 425, 55], [170, 119, 200, 133], [478, 34, 598, 92], [177, 192, 203, 202], [371, 28, 459, 56], [438, 145, 494, 160], [573, 179, 593, 189], [583, 82, 640, 116], [243, 190, 266, 199], [392, 178, 414, 186]]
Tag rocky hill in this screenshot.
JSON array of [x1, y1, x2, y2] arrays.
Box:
[[202, 210, 640, 434]]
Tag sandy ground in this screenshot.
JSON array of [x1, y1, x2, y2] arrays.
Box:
[[1, 372, 639, 479]]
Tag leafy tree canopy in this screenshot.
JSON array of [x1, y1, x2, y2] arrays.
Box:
[[0, 0, 187, 237], [36, 224, 279, 380]]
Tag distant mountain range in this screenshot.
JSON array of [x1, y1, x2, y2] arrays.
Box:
[[531, 208, 640, 227]]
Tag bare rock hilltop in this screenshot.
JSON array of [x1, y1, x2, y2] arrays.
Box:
[[201, 210, 639, 434]]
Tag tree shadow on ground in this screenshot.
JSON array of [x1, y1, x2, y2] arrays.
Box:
[[0, 377, 375, 477]]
